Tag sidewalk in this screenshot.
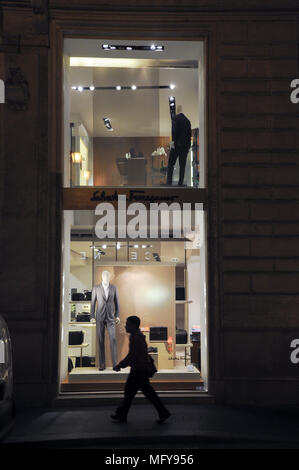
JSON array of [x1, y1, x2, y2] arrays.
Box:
[[1, 403, 299, 448]]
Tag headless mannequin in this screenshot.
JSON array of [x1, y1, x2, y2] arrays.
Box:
[[90, 271, 120, 370], [101, 271, 120, 326]]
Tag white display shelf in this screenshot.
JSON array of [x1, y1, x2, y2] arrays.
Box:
[[175, 300, 193, 304]]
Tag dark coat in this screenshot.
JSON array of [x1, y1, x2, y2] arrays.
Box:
[[171, 112, 191, 149], [119, 330, 149, 371]]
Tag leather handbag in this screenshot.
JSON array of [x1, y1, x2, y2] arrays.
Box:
[[76, 313, 91, 322], [68, 331, 84, 345], [176, 328, 188, 344], [147, 354, 157, 378]]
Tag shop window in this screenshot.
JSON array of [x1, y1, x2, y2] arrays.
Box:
[[60, 208, 207, 393], [63, 39, 206, 189]]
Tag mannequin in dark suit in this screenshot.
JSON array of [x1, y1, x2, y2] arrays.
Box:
[[167, 105, 191, 186], [90, 271, 120, 370]]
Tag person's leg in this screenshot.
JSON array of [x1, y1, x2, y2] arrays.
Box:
[[139, 374, 170, 419], [97, 321, 106, 369], [107, 321, 118, 368], [166, 147, 178, 185], [178, 147, 189, 186], [114, 372, 138, 420]]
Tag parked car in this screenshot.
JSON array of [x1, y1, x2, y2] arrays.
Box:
[[0, 315, 15, 440]]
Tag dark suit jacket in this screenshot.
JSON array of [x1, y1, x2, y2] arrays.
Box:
[[119, 330, 149, 371], [172, 112, 191, 150], [90, 283, 120, 322]]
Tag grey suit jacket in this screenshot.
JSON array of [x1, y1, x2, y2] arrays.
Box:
[[90, 283, 120, 322]]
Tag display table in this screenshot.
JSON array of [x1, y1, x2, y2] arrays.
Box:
[[116, 158, 147, 186]]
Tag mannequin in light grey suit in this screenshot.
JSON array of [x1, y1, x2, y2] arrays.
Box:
[[90, 271, 120, 370]]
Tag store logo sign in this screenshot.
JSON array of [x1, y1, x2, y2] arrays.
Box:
[[0, 79, 4, 104], [94, 194, 203, 242]]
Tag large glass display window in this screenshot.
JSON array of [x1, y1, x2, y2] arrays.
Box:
[[63, 39, 206, 189], [60, 209, 208, 393]]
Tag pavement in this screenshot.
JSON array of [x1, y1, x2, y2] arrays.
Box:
[[1, 402, 299, 448]]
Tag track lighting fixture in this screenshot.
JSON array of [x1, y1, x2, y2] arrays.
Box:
[[101, 43, 164, 51]]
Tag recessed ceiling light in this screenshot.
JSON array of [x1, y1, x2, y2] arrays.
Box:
[[134, 244, 139, 248], [116, 85, 121, 90], [78, 86, 83, 92], [71, 86, 77, 90], [150, 44, 156, 50], [131, 85, 137, 90], [89, 86, 95, 91], [102, 244, 107, 249], [170, 84, 176, 90], [126, 46, 132, 50]]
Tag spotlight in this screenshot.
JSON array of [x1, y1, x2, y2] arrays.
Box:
[[170, 84, 176, 90], [103, 117, 113, 131], [116, 85, 121, 91], [71, 86, 77, 90], [134, 244, 139, 248], [142, 245, 146, 249], [131, 85, 137, 90], [126, 46, 132, 50], [78, 86, 83, 92], [102, 244, 107, 249], [168, 95, 176, 118], [150, 44, 156, 50], [110, 46, 116, 50], [89, 86, 95, 91], [103, 44, 109, 49]]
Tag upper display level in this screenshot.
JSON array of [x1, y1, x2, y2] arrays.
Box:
[[63, 39, 206, 189]]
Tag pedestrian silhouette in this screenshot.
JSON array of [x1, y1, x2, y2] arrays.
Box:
[[111, 315, 171, 423]]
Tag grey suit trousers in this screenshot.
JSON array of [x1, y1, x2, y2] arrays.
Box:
[[97, 318, 117, 368]]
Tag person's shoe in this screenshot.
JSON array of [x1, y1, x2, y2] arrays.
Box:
[[156, 411, 171, 424], [110, 414, 127, 423]]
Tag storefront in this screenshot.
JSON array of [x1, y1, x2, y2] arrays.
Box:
[[59, 38, 208, 395]]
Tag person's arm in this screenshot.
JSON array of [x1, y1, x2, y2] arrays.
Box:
[[90, 286, 97, 321], [118, 335, 137, 369]]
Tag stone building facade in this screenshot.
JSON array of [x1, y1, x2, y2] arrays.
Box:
[[1, 0, 299, 407]]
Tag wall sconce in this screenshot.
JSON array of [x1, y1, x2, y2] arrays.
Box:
[[71, 152, 82, 164]]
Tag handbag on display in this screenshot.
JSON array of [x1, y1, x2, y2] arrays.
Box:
[[75, 356, 95, 368], [68, 331, 84, 345], [147, 354, 157, 378], [176, 329, 188, 344], [72, 292, 85, 301], [176, 287, 185, 301], [149, 327, 168, 341], [76, 313, 91, 322], [83, 290, 92, 301]]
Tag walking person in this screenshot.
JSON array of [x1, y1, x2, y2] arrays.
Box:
[[166, 104, 191, 186], [111, 316, 171, 424]]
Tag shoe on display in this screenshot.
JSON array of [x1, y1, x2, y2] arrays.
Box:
[[156, 411, 171, 424], [110, 414, 127, 423], [99, 367, 105, 371]]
